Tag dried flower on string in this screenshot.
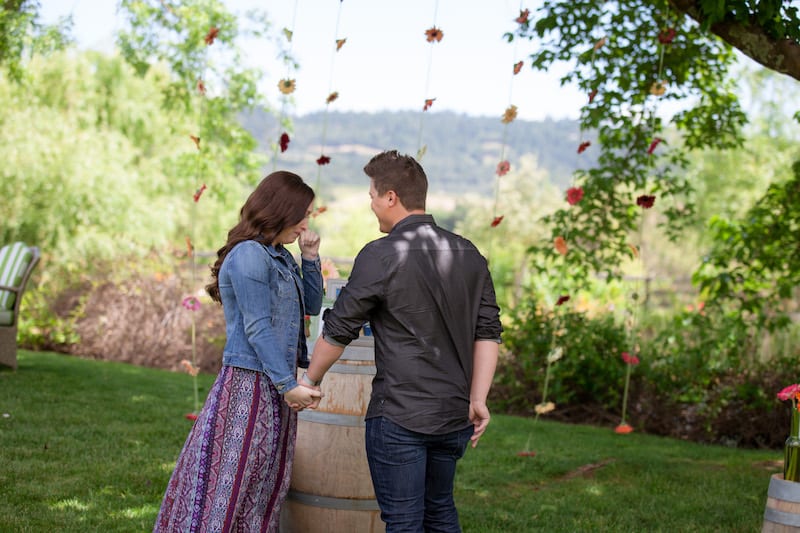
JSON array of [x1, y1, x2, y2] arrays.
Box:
[[181, 359, 199, 377], [326, 92, 339, 104], [185, 236, 193, 255], [594, 37, 606, 50], [650, 80, 667, 96], [636, 195, 656, 209], [496, 160, 510, 176], [556, 295, 570, 306], [554, 236, 568, 256], [621, 352, 640, 365], [417, 145, 427, 160], [516, 9, 530, 24], [589, 89, 598, 103], [423, 98, 436, 111], [312, 206, 328, 217], [278, 79, 296, 95], [182, 296, 201, 311], [647, 137, 663, 155], [501, 105, 518, 124], [628, 243, 639, 258], [577, 141, 591, 154], [189, 135, 200, 150], [425, 27, 444, 42], [336, 38, 347, 51], [547, 347, 564, 364], [193, 184, 207, 202], [566, 186, 584, 205], [283, 28, 293, 42], [658, 27, 677, 44], [535, 401, 555, 415], [279, 132, 290, 152], [614, 422, 634, 434], [513, 61, 523, 75], [316, 155, 331, 166], [196, 78, 206, 96], [491, 215, 504, 227], [204, 27, 219, 45]]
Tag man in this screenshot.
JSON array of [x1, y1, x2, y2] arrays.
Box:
[[302, 150, 502, 532]]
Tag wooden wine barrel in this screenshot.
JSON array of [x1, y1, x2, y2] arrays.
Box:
[[282, 335, 384, 533], [763, 473, 800, 532]]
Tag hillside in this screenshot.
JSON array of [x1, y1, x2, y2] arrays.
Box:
[[241, 110, 593, 196]]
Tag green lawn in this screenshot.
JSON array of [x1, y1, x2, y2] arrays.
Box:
[[0, 351, 783, 532]]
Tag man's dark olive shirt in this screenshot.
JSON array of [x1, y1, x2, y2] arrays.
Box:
[[321, 214, 503, 435]]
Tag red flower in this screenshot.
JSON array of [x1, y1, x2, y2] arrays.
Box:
[[182, 296, 201, 311], [615, 423, 634, 434], [316, 155, 331, 166], [556, 295, 570, 306], [326, 92, 339, 104], [312, 206, 328, 217], [425, 27, 444, 43], [491, 215, 504, 227], [196, 78, 206, 96], [658, 27, 677, 44], [577, 141, 591, 154], [496, 160, 510, 176], [621, 352, 640, 365], [566, 187, 584, 205], [279, 133, 290, 152], [517, 450, 536, 457], [513, 61, 523, 75], [204, 27, 219, 46], [185, 413, 198, 421], [423, 98, 436, 111], [515, 9, 530, 24], [647, 137, 663, 155], [588, 89, 597, 103], [636, 195, 656, 209], [193, 184, 207, 202]]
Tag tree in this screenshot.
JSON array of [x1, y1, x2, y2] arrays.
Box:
[[509, 1, 800, 315], [0, 0, 71, 80]]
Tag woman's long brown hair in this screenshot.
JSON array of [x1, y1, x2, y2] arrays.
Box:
[[206, 171, 314, 303]]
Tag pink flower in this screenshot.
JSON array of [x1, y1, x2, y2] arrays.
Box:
[[496, 160, 510, 176], [647, 137, 663, 155], [566, 187, 584, 205], [778, 384, 800, 402], [182, 296, 201, 311], [621, 352, 640, 365]]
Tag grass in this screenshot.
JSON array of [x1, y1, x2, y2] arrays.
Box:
[[0, 350, 784, 532]]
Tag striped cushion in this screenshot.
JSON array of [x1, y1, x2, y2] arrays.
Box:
[[0, 242, 33, 311]]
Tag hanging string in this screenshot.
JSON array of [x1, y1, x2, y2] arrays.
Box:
[[272, 0, 300, 170], [416, 0, 441, 161], [313, 0, 345, 206]]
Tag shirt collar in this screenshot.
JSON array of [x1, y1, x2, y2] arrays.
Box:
[[390, 213, 435, 234]]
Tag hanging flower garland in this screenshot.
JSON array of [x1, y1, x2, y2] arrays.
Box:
[[272, 1, 300, 167], [416, 1, 442, 161]]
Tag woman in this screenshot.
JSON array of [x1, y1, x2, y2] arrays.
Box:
[[154, 171, 324, 532]]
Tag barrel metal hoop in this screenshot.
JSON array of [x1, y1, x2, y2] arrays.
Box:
[[769, 476, 800, 502], [288, 490, 381, 511], [298, 410, 365, 427], [764, 507, 800, 527], [329, 362, 376, 375]]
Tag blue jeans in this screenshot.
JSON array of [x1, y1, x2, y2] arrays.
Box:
[[365, 417, 474, 533]]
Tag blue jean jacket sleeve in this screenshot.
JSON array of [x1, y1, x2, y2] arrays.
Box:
[[301, 257, 323, 315], [227, 244, 297, 392]]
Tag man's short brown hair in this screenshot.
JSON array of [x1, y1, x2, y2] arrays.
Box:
[[363, 150, 427, 211]]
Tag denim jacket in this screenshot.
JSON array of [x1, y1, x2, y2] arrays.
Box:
[[219, 240, 323, 393]]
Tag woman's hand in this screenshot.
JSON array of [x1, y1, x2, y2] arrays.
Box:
[[284, 383, 323, 411], [298, 229, 321, 260]]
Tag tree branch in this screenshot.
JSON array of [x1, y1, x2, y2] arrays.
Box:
[[667, 0, 800, 82]]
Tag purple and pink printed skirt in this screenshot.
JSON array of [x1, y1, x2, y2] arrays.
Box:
[[154, 365, 297, 533]]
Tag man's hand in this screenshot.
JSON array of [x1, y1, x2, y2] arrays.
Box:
[[284, 383, 323, 411], [469, 401, 491, 448]]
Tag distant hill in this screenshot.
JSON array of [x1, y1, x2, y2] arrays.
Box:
[[240, 110, 594, 196]]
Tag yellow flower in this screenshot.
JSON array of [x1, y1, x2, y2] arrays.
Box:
[[501, 105, 518, 124], [650, 80, 667, 96], [278, 78, 296, 95], [535, 402, 555, 415]]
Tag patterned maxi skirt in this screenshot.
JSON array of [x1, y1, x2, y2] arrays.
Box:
[[154, 365, 297, 533]]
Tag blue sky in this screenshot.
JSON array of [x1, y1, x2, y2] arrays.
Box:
[[41, 0, 585, 121]]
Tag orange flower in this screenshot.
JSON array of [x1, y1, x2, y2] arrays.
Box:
[[425, 27, 444, 42], [278, 78, 296, 95], [180, 359, 199, 377], [594, 37, 606, 50], [326, 92, 339, 104], [515, 9, 530, 24], [185, 236, 193, 255], [423, 98, 436, 111], [491, 215, 504, 227], [204, 27, 219, 45], [189, 135, 201, 150], [185, 413, 198, 421], [335, 38, 347, 51], [615, 423, 634, 434], [501, 105, 518, 124], [513, 61, 523, 75], [196, 78, 206, 95], [554, 236, 568, 256], [577, 141, 591, 154], [312, 206, 328, 217], [650, 80, 667, 96], [628, 243, 639, 258]]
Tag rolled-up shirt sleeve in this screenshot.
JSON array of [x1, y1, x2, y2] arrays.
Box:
[[475, 263, 503, 343]]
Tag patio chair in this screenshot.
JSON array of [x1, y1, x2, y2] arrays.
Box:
[[0, 242, 40, 369]]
